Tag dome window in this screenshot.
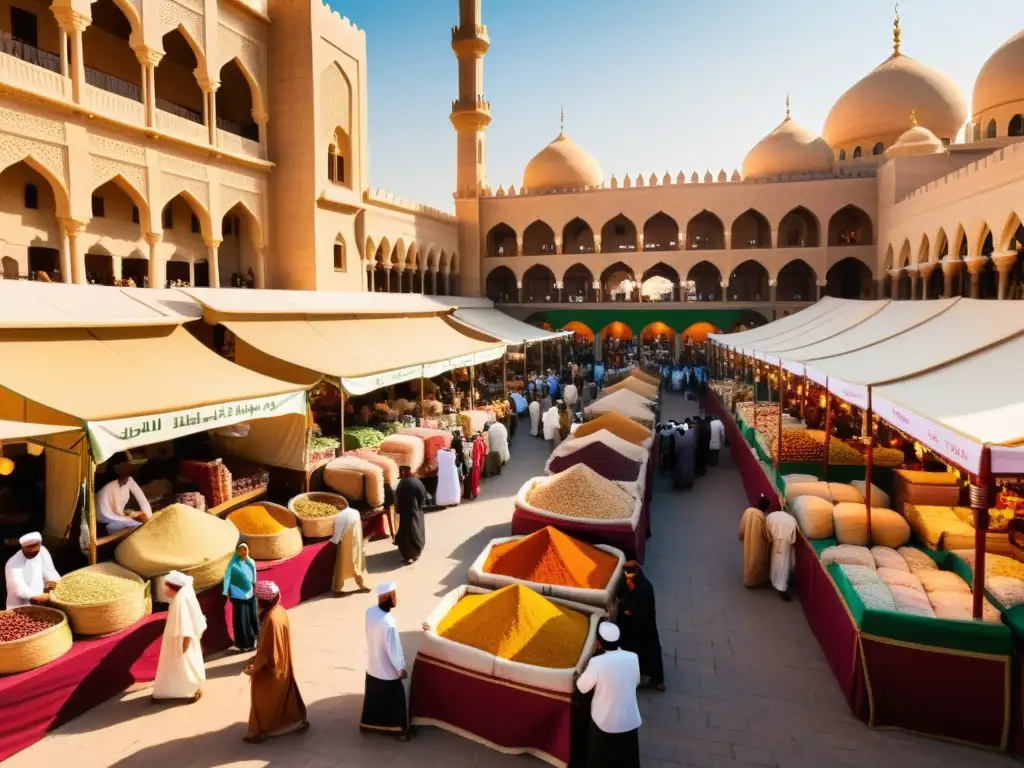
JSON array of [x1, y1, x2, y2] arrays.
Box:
[[852, 146, 862, 159], [986, 119, 997, 139], [872, 142, 884, 155], [838, 149, 846, 161], [1010, 115, 1024, 137]]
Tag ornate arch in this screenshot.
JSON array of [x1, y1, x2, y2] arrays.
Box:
[[160, 22, 207, 74], [160, 187, 212, 238], [0, 152, 71, 218], [222, 197, 263, 249], [219, 56, 266, 123]]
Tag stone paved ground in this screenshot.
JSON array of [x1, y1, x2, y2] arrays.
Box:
[[8, 394, 1015, 767]]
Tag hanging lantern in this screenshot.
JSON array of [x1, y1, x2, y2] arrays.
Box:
[[0, 457, 13, 476], [26, 442, 44, 457]]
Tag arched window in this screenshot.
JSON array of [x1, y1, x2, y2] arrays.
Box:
[[333, 238, 346, 271], [973, 123, 982, 142], [24, 184, 38, 209], [872, 142, 883, 156], [329, 128, 350, 186], [852, 146, 862, 159], [1010, 115, 1024, 138], [91, 195, 105, 217], [986, 119, 997, 139], [838, 149, 846, 161]]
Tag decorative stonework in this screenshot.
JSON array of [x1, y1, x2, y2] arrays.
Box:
[[159, 0, 205, 51], [88, 134, 146, 164], [160, 154, 207, 180], [90, 156, 148, 198], [0, 132, 68, 192], [221, 170, 260, 193], [220, 183, 261, 222], [161, 172, 210, 209], [0, 107, 65, 143], [218, 5, 262, 44], [319, 63, 352, 150], [217, 24, 261, 81]]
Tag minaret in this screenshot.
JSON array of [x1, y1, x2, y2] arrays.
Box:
[[451, 0, 490, 296]]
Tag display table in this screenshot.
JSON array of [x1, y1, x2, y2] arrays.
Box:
[[0, 540, 334, 762], [410, 653, 572, 767], [706, 395, 781, 512]]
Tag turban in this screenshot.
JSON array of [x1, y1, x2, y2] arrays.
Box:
[[375, 582, 397, 597], [18, 532, 42, 547], [598, 622, 621, 643], [254, 581, 280, 601], [164, 570, 192, 588]]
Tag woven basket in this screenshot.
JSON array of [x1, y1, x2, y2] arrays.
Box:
[[50, 562, 149, 636], [232, 502, 303, 561], [0, 605, 73, 674], [288, 491, 348, 539]]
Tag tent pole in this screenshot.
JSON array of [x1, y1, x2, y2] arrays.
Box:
[[864, 389, 874, 548], [540, 340, 544, 378], [419, 376, 425, 421], [558, 337, 563, 374], [971, 449, 992, 620], [469, 364, 476, 410], [87, 458, 97, 565], [524, 342, 529, 388], [502, 349, 508, 400], [776, 362, 784, 472], [801, 373, 808, 422], [339, 387, 346, 455], [822, 381, 833, 482]]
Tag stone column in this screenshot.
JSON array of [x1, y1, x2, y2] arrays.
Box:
[[721, 280, 729, 303], [593, 280, 601, 303], [516, 281, 522, 303], [393, 266, 404, 293], [875, 278, 886, 299], [908, 269, 920, 300], [204, 238, 221, 288], [593, 235, 602, 254], [816, 280, 826, 300], [677, 231, 685, 250], [940, 258, 959, 298], [53, 9, 89, 104], [889, 269, 901, 300], [420, 268, 427, 294], [917, 263, 935, 299], [636, 233, 644, 252], [515, 236, 522, 258], [364, 261, 374, 291], [964, 257, 987, 298], [60, 218, 87, 285], [724, 231, 732, 250], [556, 281, 563, 303], [993, 251, 1019, 300], [145, 232, 162, 288], [554, 237, 562, 255], [133, 47, 163, 128], [254, 110, 269, 159], [199, 78, 221, 146], [58, 28, 69, 77], [254, 246, 266, 288]]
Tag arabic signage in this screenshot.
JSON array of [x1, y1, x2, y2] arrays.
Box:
[[826, 377, 868, 410], [88, 390, 308, 463], [782, 358, 804, 376], [872, 394, 980, 474], [342, 365, 423, 397]]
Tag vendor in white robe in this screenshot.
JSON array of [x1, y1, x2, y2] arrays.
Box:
[[528, 395, 541, 437], [433, 448, 460, 507], [5, 532, 61, 608], [486, 420, 510, 465], [563, 381, 579, 410], [765, 510, 798, 600], [542, 403, 562, 449], [332, 506, 368, 595], [95, 462, 152, 533], [152, 570, 207, 703]]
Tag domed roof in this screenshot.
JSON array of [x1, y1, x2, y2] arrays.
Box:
[[973, 28, 1024, 119], [886, 112, 945, 157], [743, 101, 834, 180], [822, 17, 966, 150], [523, 130, 603, 193]]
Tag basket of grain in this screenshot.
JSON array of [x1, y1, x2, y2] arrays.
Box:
[[116, 504, 239, 599], [288, 491, 349, 539], [49, 562, 149, 636], [0, 605, 73, 674], [228, 502, 303, 561]]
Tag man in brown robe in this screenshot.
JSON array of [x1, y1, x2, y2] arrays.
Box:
[[243, 580, 309, 743], [738, 495, 772, 588]]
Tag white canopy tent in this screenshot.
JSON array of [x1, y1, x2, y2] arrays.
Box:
[[749, 301, 890, 362], [708, 297, 851, 351]]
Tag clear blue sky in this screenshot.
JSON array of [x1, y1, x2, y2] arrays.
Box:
[[333, 0, 1020, 211]]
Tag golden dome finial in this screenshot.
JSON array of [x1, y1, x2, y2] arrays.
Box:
[[785, 92, 791, 120], [910, 108, 917, 127], [559, 106, 565, 136], [893, 2, 902, 56]]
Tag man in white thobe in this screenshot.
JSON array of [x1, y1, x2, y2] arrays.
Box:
[[528, 396, 541, 437], [95, 463, 152, 533], [5, 532, 60, 608], [542, 403, 561, 449], [486, 420, 510, 465], [708, 416, 725, 466], [575, 622, 642, 767], [360, 582, 410, 740], [152, 570, 207, 703], [765, 510, 798, 600], [563, 382, 579, 412]]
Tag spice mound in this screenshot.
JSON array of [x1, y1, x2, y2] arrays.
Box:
[[0, 609, 61, 642], [52, 570, 138, 604], [115, 504, 239, 578], [229, 505, 291, 535], [548, 441, 642, 482], [292, 498, 342, 519], [484, 527, 617, 589], [526, 464, 634, 521], [437, 584, 588, 669], [575, 413, 650, 446]]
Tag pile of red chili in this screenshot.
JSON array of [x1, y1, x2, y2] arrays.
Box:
[[0, 609, 60, 642]]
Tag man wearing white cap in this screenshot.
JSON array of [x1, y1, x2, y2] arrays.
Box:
[[575, 621, 642, 768], [152, 570, 207, 703], [360, 581, 410, 740], [5, 532, 60, 609]]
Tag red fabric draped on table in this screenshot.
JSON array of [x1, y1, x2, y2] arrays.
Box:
[[410, 653, 572, 766], [511, 505, 646, 563], [0, 540, 334, 762], [794, 535, 868, 720], [860, 637, 1010, 749]]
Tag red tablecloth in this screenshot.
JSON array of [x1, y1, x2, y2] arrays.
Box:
[[411, 653, 571, 766], [511, 505, 646, 563], [0, 540, 334, 762]]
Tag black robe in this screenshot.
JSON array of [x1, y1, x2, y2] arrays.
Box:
[[672, 428, 697, 489], [395, 476, 427, 561], [695, 417, 711, 477], [615, 571, 664, 686]]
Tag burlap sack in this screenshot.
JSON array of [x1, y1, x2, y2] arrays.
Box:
[[324, 456, 386, 508], [784, 481, 832, 505], [379, 434, 425, 475], [848, 481, 890, 508], [791, 495, 834, 539], [833, 503, 910, 548], [819, 544, 875, 570]]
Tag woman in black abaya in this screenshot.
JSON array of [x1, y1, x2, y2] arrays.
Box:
[[614, 562, 664, 690]]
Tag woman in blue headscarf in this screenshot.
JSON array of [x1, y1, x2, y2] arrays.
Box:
[[223, 542, 259, 651]]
